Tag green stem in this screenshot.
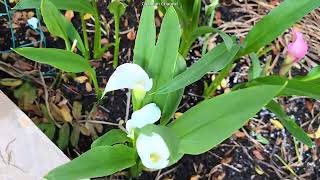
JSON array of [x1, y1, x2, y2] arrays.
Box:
[[80, 13, 90, 60], [92, 1, 101, 59], [204, 63, 233, 99], [113, 15, 120, 68], [88, 68, 101, 99], [201, 7, 216, 56]]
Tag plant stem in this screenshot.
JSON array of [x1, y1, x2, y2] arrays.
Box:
[[113, 15, 120, 68], [201, 6, 216, 56], [80, 13, 90, 60], [92, 1, 101, 59], [204, 63, 233, 99], [88, 68, 101, 99]]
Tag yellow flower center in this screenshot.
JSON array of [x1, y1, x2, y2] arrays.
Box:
[[150, 152, 161, 163]]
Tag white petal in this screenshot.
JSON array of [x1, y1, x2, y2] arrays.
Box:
[[126, 103, 161, 133], [103, 63, 152, 96], [27, 17, 39, 29], [136, 133, 170, 170]]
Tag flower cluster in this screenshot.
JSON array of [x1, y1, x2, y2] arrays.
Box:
[[103, 63, 170, 170]]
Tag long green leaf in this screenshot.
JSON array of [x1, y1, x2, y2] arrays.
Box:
[[14, 48, 91, 73], [156, 43, 239, 94], [170, 84, 286, 155], [45, 145, 136, 180], [248, 53, 262, 81], [267, 100, 313, 147], [142, 7, 182, 123], [133, 0, 156, 68], [91, 129, 130, 148], [41, 0, 68, 43], [14, 0, 94, 13], [239, 0, 320, 56], [190, 26, 233, 50], [250, 76, 320, 100]]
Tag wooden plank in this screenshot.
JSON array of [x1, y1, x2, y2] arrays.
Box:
[[0, 90, 70, 180]]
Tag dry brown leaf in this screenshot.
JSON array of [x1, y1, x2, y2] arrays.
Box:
[[65, 10, 74, 22], [190, 175, 200, 180], [253, 150, 265, 160], [127, 31, 136, 41], [85, 82, 93, 92], [75, 76, 88, 83], [233, 131, 246, 138], [60, 105, 73, 122]]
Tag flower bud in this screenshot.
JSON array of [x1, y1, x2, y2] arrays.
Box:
[[287, 29, 308, 62]]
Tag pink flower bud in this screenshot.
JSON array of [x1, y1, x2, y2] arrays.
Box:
[[287, 29, 308, 62]]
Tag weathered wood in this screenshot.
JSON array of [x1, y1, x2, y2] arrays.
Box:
[[0, 90, 69, 180]]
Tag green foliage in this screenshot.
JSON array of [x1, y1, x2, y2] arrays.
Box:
[[57, 123, 70, 150], [45, 145, 136, 180], [239, 0, 320, 56], [248, 53, 262, 81], [91, 129, 130, 148], [14, 48, 91, 73], [13, 82, 37, 109], [267, 100, 313, 147], [108, 0, 128, 68], [14, 0, 95, 14], [156, 43, 240, 94], [170, 84, 286, 155]]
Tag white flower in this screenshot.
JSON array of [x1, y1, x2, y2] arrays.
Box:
[[102, 63, 153, 98], [136, 133, 170, 170], [27, 17, 39, 30], [126, 103, 161, 137]]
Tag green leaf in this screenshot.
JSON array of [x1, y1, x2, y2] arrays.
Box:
[[14, 82, 37, 109], [296, 65, 320, 82], [255, 134, 269, 145], [70, 124, 80, 147], [170, 84, 286, 155], [107, 0, 127, 17], [41, 0, 68, 42], [133, 0, 156, 68], [57, 123, 70, 150], [249, 76, 320, 100], [190, 26, 233, 50], [142, 7, 182, 122], [248, 53, 262, 81], [38, 123, 56, 140], [239, 0, 320, 56], [46, 144, 136, 180], [267, 100, 313, 147], [62, 18, 86, 56], [14, 0, 94, 14], [156, 43, 240, 94], [14, 48, 91, 73], [160, 55, 186, 124], [91, 129, 130, 148]]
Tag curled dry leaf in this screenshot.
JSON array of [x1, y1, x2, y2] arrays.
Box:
[[65, 10, 74, 22], [270, 119, 284, 129], [74, 76, 88, 84], [85, 82, 93, 92], [253, 150, 265, 160], [72, 101, 82, 120], [60, 104, 73, 123], [0, 78, 23, 87], [127, 30, 136, 41]]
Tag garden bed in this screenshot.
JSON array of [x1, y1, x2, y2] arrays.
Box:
[[0, 0, 320, 179]]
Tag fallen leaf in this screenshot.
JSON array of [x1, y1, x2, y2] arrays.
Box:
[[57, 123, 70, 149], [255, 165, 265, 175], [127, 30, 136, 41], [0, 78, 23, 87], [70, 124, 80, 147], [85, 82, 93, 92], [271, 119, 284, 129], [308, 126, 320, 139], [14, 82, 37, 110], [83, 13, 92, 20], [60, 105, 73, 122], [234, 131, 246, 138], [174, 112, 183, 119], [253, 150, 265, 160], [220, 156, 232, 164], [65, 10, 74, 22], [74, 76, 88, 83], [190, 175, 200, 180], [72, 101, 82, 120]]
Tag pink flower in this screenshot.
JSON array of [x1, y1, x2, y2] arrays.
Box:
[[287, 29, 308, 62]]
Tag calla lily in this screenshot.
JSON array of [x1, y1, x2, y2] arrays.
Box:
[[126, 103, 161, 137], [27, 17, 39, 30], [102, 63, 152, 98], [287, 29, 308, 62], [136, 133, 170, 170]]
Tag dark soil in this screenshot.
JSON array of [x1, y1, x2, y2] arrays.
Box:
[[0, 0, 319, 180]]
